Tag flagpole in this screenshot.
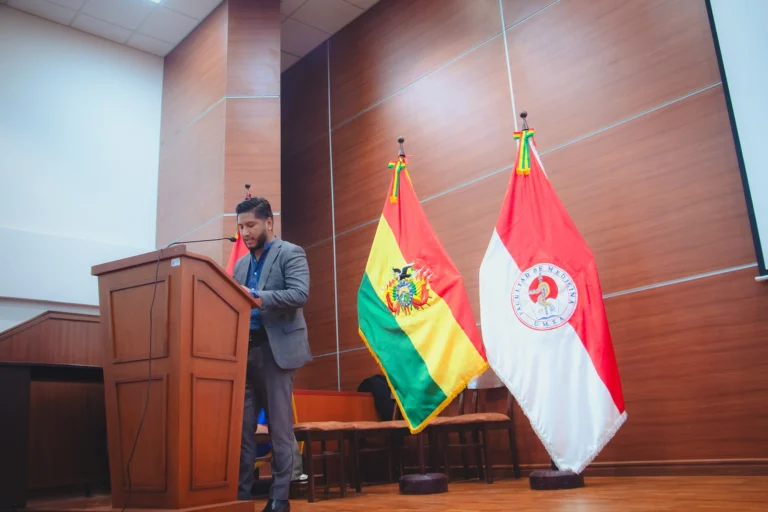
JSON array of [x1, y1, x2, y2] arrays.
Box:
[[394, 136, 448, 496], [515, 111, 584, 490]]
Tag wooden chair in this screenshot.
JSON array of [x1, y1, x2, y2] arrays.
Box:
[[392, 404, 442, 477], [293, 421, 351, 503], [430, 371, 520, 482], [348, 419, 409, 492], [430, 390, 491, 483]]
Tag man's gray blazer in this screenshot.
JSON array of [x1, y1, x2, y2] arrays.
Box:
[[233, 238, 312, 370]]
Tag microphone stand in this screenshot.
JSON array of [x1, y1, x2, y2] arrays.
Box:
[[167, 236, 236, 247]]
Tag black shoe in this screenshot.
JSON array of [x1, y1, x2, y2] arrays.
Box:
[[262, 499, 290, 512]]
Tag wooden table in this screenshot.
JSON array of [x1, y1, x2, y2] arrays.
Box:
[[0, 362, 103, 511]]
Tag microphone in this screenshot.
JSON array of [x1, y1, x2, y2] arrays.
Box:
[[166, 236, 236, 247]]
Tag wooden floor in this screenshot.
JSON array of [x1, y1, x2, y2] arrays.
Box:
[[26, 477, 768, 512]]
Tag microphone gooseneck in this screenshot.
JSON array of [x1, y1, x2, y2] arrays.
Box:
[[166, 236, 236, 247]]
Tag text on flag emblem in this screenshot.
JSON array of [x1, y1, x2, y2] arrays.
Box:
[[512, 263, 579, 331]]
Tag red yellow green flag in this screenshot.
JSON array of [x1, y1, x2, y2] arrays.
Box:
[[226, 230, 249, 275], [357, 156, 488, 433]]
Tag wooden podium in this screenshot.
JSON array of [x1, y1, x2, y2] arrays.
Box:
[[92, 246, 256, 512]]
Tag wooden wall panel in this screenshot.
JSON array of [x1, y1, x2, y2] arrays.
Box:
[[27, 382, 109, 490], [226, 0, 280, 97], [159, 0, 281, 268], [421, 171, 509, 321], [600, 268, 768, 462], [332, 37, 516, 234], [171, 217, 231, 268], [339, 348, 380, 392], [281, 0, 765, 474], [502, 0, 557, 28], [330, 0, 502, 126], [293, 390, 378, 422], [224, 97, 281, 215], [0, 313, 109, 492], [156, 99, 225, 249], [160, 2, 227, 144], [281, 43, 328, 158], [507, 0, 721, 152], [417, 83, 755, 319], [304, 241, 337, 356], [335, 223, 377, 351], [0, 312, 102, 365], [540, 85, 755, 293], [294, 354, 338, 391], [281, 135, 332, 247]]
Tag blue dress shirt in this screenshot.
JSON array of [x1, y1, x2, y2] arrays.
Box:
[[247, 240, 273, 330]]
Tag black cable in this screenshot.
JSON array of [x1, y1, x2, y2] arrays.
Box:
[[119, 237, 235, 511], [122, 249, 161, 512], [168, 236, 236, 245]]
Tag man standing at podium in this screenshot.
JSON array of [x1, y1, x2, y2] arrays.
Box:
[[232, 196, 312, 511]]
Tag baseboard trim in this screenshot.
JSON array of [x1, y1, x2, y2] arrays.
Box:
[[404, 459, 768, 478], [497, 459, 768, 477]]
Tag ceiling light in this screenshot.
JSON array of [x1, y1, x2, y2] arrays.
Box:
[[150, 0, 161, 4]]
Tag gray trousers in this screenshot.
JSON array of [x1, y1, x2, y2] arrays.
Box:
[[238, 340, 297, 500]]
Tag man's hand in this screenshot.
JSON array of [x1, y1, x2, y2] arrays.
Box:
[[241, 285, 263, 307]]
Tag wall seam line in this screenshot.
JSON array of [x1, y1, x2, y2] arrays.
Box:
[[161, 96, 225, 148], [331, 82, 722, 238], [313, 346, 369, 359], [331, 32, 504, 131], [282, 0, 560, 162], [499, 0, 518, 132], [326, 42, 342, 392]]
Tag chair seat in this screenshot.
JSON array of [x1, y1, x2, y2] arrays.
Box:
[[351, 420, 408, 430], [293, 421, 354, 432], [431, 412, 510, 425]]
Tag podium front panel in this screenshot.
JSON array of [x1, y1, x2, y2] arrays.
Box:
[[95, 251, 252, 510]]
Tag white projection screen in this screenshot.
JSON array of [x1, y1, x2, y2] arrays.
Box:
[[707, 0, 768, 280]]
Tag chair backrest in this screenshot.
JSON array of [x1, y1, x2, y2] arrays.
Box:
[[390, 369, 514, 420], [461, 368, 513, 417], [391, 392, 402, 421]]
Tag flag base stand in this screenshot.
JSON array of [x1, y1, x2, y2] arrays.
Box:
[[399, 473, 448, 495], [529, 461, 584, 490], [398, 432, 449, 495]]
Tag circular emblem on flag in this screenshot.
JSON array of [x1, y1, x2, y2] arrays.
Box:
[[512, 263, 578, 331], [383, 263, 432, 316]]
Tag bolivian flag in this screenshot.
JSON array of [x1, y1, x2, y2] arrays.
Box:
[[357, 156, 488, 433]]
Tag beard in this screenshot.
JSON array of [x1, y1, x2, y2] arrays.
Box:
[[249, 231, 268, 252]]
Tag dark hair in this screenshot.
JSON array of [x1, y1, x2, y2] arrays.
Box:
[[235, 196, 273, 220]]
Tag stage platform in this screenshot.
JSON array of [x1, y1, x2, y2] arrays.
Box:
[[24, 476, 768, 512]]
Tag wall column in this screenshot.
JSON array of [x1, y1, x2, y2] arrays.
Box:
[[156, 0, 280, 266]]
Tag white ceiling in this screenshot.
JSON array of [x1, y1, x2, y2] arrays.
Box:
[[2, 0, 379, 72]]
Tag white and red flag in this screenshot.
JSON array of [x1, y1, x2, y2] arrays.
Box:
[[479, 126, 626, 473]]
